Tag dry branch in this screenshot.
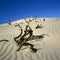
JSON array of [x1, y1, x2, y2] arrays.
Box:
[[14, 24, 23, 43], [35, 24, 43, 29], [0, 39, 9, 42], [14, 24, 34, 51], [25, 21, 29, 24], [14, 24, 47, 52]]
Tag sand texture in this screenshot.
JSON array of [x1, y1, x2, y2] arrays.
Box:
[[0, 18, 60, 60]]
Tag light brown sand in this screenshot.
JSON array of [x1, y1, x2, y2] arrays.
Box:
[[0, 18, 60, 60]]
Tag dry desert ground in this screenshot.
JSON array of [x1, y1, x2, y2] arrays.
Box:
[[0, 18, 60, 60]]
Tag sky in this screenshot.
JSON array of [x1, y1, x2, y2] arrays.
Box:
[[0, 0, 60, 24]]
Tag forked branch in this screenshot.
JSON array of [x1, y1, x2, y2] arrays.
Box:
[[14, 25, 33, 51]]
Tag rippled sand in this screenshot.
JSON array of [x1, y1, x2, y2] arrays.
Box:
[[0, 18, 60, 60]]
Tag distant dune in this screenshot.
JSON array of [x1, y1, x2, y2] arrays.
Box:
[[0, 18, 60, 60]]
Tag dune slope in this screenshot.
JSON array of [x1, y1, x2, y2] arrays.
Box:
[[0, 18, 60, 60]]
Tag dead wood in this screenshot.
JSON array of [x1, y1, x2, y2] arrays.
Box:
[[35, 24, 43, 29], [14, 24, 33, 51], [0, 39, 9, 42]]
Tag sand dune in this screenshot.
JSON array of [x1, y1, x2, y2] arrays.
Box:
[[0, 18, 60, 60]]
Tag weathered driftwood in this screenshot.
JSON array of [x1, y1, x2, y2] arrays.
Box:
[[30, 34, 49, 40], [35, 24, 43, 29], [14, 24, 35, 52], [25, 21, 30, 24], [14, 24, 23, 43], [29, 20, 32, 22], [14, 23, 49, 52], [0, 39, 9, 42], [8, 20, 12, 25], [43, 18, 45, 21]]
